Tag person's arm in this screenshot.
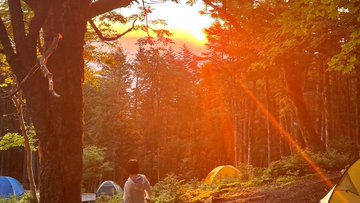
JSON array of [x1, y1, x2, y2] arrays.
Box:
[[144, 176, 151, 200], [123, 181, 131, 203]]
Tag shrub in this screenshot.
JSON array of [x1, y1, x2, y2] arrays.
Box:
[[263, 154, 312, 179], [151, 174, 184, 203], [312, 136, 358, 170], [96, 194, 123, 203], [151, 175, 217, 203], [237, 163, 264, 181], [18, 193, 33, 203], [263, 136, 358, 180], [0, 198, 16, 203]]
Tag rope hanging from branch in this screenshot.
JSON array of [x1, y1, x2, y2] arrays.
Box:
[[0, 33, 62, 99], [38, 33, 62, 98]]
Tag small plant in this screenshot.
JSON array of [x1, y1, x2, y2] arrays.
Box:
[[0, 196, 23, 203], [18, 192, 34, 203], [151, 174, 184, 203], [96, 194, 123, 203]]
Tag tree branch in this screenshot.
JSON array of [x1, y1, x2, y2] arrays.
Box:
[[22, 0, 37, 11], [202, 0, 245, 34], [38, 33, 62, 98], [1, 34, 63, 99], [9, 0, 28, 60], [0, 18, 15, 57], [88, 0, 136, 19], [89, 18, 137, 41], [27, 0, 50, 55], [0, 17, 27, 80], [8, 0, 32, 73], [1, 60, 40, 99]]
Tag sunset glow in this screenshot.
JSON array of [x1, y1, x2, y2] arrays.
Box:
[[117, 1, 212, 52], [2, 0, 357, 201], [191, 29, 207, 42]]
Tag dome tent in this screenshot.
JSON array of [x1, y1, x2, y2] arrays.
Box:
[[320, 159, 360, 203], [204, 165, 242, 184], [96, 180, 122, 198], [0, 176, 25, 198]]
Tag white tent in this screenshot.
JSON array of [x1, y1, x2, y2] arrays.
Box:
[[96, 180, 123, 198]]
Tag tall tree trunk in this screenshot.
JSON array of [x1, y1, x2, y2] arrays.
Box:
[[264, 74, 272, 166], [284, 66, 320, 151], [23, 1, 88, 202], [247, 80, 256, 165], [323, 69, 331, 151], [344, 75, 352, 138], [317, 64, 324, 151], [243, 99, 248, 164], [279, 114, 285, 157], [356, 65, 360, 145], [232, 98, 238, 166]]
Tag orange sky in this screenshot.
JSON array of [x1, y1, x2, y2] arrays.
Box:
[[115, 1, 213, 55]]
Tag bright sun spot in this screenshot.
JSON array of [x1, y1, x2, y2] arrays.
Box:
[[120, 1, 212, 40], [116, 1, 213, 53], [192, 30, 206, 42]]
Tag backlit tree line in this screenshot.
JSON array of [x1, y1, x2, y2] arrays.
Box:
[[0, 0, 359, 199], [81, 0, 359, 187]]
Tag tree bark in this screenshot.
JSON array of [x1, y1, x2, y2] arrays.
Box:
[[247, 80, 256, 165], [1, 0, 141, 201], [264, 74, 272, 166], [323, 70, 330, 150], [357, 65, 360, 145], [231, 98, 238, 166], [7, 1, 90, 202], [283, 66, 320, 151]]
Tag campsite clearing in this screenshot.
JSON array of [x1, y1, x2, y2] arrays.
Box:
[[204, 172, 341, 203]]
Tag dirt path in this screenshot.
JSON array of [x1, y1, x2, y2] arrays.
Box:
[[207, 172, 341, 203]]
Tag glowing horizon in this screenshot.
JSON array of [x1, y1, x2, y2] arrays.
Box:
[[115, 1, 212, 49]]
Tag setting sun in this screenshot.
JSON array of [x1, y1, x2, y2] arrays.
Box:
[[117, 1, 212, 53], [192, 30, 207, 42]]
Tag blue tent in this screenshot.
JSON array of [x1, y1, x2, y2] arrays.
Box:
[[0, 176, 25, 198]]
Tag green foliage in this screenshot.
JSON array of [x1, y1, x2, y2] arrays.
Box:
[[263, 154, 313, 179], [0, 133, 24, 150], [151, 175, 213, 203], [18, 193, 33, 203], [237, 163, 264, 181], [0, 192, 32, 203], [96, 194, 123, 203], [0, 129, 37, 151], [107, 194, 123, 203], [328, 30, 360, 73], [151, 174, 184, 203], [83, 146, 113, 188], [151, 174, 259, 203], [264, 137, 357, 179], [312, 136, 358, 170], [0, 56, 15, 89], [0, 197, 16, 203]]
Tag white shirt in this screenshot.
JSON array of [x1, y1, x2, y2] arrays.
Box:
[[123, 174, 151, 203]]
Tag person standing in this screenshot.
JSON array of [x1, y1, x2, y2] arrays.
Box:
[[123, 159, 151, 203]]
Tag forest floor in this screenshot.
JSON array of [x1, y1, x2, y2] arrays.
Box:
[[206, 171, 342, 203]]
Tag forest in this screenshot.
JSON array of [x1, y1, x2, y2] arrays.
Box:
[[0, 0, 360, 202]]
